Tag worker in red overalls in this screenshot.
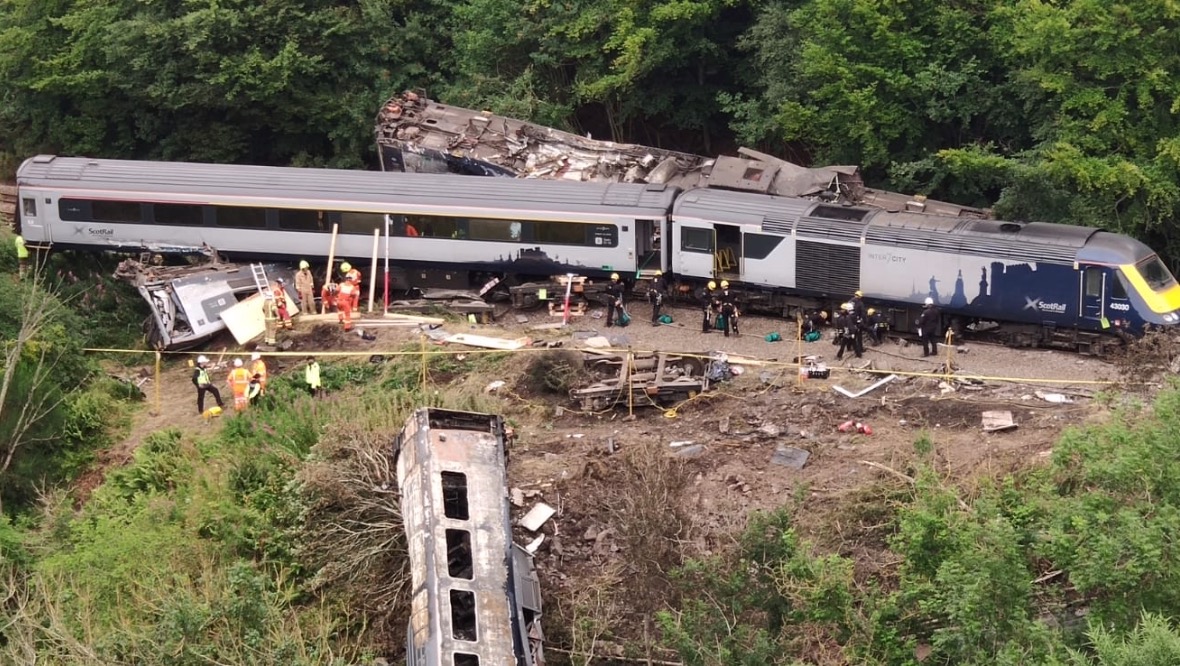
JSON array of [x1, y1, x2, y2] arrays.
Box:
[[226, 358, 252, 412], [337, 279, 356, 332], [340, 262, 362, 310], [321, 281, 339, 313]]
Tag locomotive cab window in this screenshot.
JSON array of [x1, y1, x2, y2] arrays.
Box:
[[1084, 268, 1103, 297], [1136, 255, 1178, 292], [1111, 274, 1128, 300], [681, 227, 714, 253]]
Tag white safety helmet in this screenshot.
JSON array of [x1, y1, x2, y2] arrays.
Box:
[[233, 359, 243, 367], [197, 355, 209, 364], [251, 352, 261, 361], [924, 297, 934, 306], [842, 302, 853, 312]]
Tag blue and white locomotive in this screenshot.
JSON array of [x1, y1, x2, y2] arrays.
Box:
[[16, 155, 1180, 350]]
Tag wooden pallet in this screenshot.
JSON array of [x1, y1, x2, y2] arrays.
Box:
[[549, 300, 587, 317]]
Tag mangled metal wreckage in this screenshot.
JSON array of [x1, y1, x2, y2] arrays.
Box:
[[375, 91, 989, 219], [116, 259, 295, 350]]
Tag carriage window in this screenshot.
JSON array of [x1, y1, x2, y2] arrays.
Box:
[[453, 654, 479, 666], [59, 199, 87, 221], [533, 221, 584, 245], [278, 209, 324, 231], [743, 233, 784, 260], [215, 206, 267, 228], [409, 215, 460, 239], [681, 227, 714, 253], [153, 203, 204, 226], [91, 200, 141, 223], [441, 472, 469, 520], [449, 590, 478, 641], [338, 211, 384, 235], [445, 529, 474, 580], [468, 218, 519, 242], [21, 198, 36, 217]]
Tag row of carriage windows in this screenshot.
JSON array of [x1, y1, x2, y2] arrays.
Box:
[[441, 471, 479, 664], [57, 198, 618, 248]]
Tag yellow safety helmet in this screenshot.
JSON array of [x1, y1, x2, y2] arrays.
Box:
[[610, 273, 620, 280], [340, 262, 352, 273], [867, 308, 876, 316], [299, 260, 310, 270], [820, 311, 829, 320], [842, 302, 854, 312], [720, 280, 730, 288], [854, 290, 863, 297], [654, 270, 662, 276], [707, 280, 717, 290]]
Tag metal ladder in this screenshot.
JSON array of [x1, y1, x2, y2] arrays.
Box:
[[250, 263, 274, 300]]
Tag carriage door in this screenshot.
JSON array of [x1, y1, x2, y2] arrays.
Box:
[[1080, 266, 1105, 322], [676, 224, 716, 279], [635, 218, 661, 276]]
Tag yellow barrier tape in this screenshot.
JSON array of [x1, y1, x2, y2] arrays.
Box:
[[82, 344, 1133, 386]]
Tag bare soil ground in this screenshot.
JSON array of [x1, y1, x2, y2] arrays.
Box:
[[74, 299, 1141, 660]]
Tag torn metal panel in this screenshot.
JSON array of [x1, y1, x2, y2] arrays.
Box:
[[115, 259, 295, 350], [376, 91, 990, 217]]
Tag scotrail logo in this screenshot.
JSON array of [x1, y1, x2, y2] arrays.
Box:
[[1023, 296, 1067, 314]]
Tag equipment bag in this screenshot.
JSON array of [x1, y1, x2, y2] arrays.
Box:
[[765, 332, 782, 342], [804, 331, 821, 342], [715, 314, 725, 330], [658, 314, 673, 324], [618, 311, 631, 327]]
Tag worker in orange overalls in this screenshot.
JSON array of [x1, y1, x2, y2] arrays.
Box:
[[226, 358, 252, 412], [249, 352, 268, 395], [337, 279, 356, 331], [321, 281, 338, 313], [341, 262, 362, 310]]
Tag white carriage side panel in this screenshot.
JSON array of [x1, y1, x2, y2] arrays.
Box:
[[673, 219, 716, 279], [740, 229, 796, 289], [395, 419, 442, 660], [860, 243, 1040, 309]]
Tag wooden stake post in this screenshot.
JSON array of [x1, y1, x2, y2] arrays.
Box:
[[368, 228, 379, 313], [322, 223, 339, 314]]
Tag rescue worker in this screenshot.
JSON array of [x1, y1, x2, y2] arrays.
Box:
[[227, 358, 252, 412], [249, 352, 268, 395], [295, 260, 316, 312], [321, 281, 339, 313], [718, 280, 739, 337], [701, 280, 718, 333], [273, 280, 294, 329], [262, 293, 279, 345], [191, 355, 224, 415], [802, 309, 827, 337], [341, 262, 361, 309], [604, 273, 626, 327], [917, 297, 941, 357], [247, 374, 263, 405], [305, 356, 323, 398], [648, 270, 666, 325], [337, 278, 356, 331], [850, 290, 866, 319], [835, 303, 863, 360], [14, 234, 28, 279], [866, 308, 886, 346]]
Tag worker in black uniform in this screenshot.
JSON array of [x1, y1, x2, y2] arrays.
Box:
[[917, 297, 941, 357], [605, 273, 626, 327], [718, 280, 739, 337], [836, 302, 863, 360], [701, 280, 718, 333], [865, 307, 886, 346], [850, 290, 866, 319], [648, 270, 667, 325], [803, 309, 827, 337]]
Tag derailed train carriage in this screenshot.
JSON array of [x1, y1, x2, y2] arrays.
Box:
[[394, 408, 544, 666], [15, 155, 1180, 350]]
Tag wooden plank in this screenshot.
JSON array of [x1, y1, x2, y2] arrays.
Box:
[[444, 333, 531, 350], [384, 312, 446, 324]]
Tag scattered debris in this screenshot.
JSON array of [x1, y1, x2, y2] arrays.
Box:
[[445, 333, 531, 350], [833, 374, 899, 398], [770, 445, 811, 469], [1035, 390, 1075, 404], [571, 352, 709, 411], [510, 488, 525, 507], [519, 503, 557, 532], [982, 410, 1017, 433], [669, 441, 696, 448], [525, 534, 545, 555], [838, 421, 874, 435], [485, 380, 507, 393], [221, 290, 300, 345], [672, 444, 706, 459], [580, 336, 612, 349]]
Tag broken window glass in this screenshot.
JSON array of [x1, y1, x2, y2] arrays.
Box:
[[445, 529, 474, 579], [441, 471, 469, 520], [449, 589, 478, 641]]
